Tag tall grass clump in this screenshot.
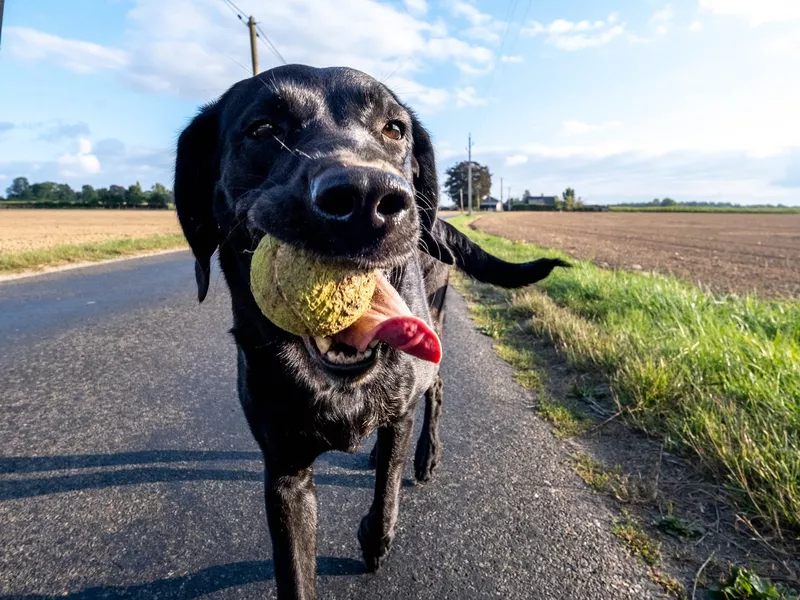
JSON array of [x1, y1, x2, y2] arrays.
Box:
[[449, 216, 800, 532]]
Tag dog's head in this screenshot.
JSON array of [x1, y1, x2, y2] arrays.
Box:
[[174, 65, 450, 381]]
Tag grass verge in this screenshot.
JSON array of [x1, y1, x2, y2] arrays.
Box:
[[0, 234, 187, 274], [449, 215, 800, 535]]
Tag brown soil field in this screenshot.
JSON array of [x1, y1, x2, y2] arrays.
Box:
[[0, 210, 182, 253], [473, 212, 800, 298]]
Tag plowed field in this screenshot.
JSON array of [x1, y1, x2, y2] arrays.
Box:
[[473, 212, 800, 297]]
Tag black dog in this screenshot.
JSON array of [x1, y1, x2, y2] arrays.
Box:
[[174, 64, 568, 600]]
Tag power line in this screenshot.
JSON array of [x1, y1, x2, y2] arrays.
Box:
[[223, 0, 247, 18], [220, 0, 286, 71], [221, 0, 244, 21], [255, 23, 286, 65]]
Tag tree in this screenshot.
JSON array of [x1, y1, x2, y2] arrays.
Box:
[[125, 182, 145, 207], [147, 183, 172, 209], [521, 189, 533, 204], [80, 184, 99, 206], [6, 177, 31, 199], [660, 197, 677, 206], [443, 161, 492, 210], [54, 183, 76, 204], [554, 195, 565, 211], [104, 185, 126, 208], [563, 187, 576, 211]]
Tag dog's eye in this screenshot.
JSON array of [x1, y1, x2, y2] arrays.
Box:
[[248, 121, 281, 139], [382, 121, 405, 141]]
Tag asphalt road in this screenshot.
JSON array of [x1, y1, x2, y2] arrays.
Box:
[[0, 252, 659, 599]]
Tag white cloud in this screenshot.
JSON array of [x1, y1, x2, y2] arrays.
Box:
[[500, 55, 524, 63], [699, 0, 800, 25], [689, 20, 703, 33], [467, 144, 799, 205], [450, 1, 506, 45], [5, 27, 129, 73], [450, 1, 493, 27], [6, 0, 495, 106], [58, 138, 101, 177], [523, 14, 626, 51], [561, 120, 622, 136], [649, 5, 674, 36], [766, 30, 800, 54], [505, 154, 528, 166], [384, 77, 451, 111], [454, 86, 488, 108], [650, 5, 674, 24], [404, 0, 427, 17]]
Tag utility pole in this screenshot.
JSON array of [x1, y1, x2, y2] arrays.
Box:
[[466, 133, 473, 216], [459, 187, 464, 213], [0, 0, 5, 48], [247, 16, 259, 76]]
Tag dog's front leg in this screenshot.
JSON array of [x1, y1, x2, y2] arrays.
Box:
[[264, 462, 318, 600], [358, 414, 414, 571]]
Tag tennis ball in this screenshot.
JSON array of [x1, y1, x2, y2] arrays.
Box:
[[250, 234, 377, 338]]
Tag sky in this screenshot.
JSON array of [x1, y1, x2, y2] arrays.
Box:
[[1, 0, 799, 206]]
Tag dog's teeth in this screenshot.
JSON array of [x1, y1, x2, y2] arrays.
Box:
[[326, 350, 339, 362], [368, 340, 379, 349], [314, 336, 332, 354], [363, 349, 372, 358]]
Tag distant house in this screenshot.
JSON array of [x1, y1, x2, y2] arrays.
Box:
[[479, 196, 503, 211]]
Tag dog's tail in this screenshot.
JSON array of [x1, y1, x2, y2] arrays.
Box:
[[432, 219, 570, 288]]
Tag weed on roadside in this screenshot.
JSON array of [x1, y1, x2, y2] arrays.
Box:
[[708, 566, 797, 600]]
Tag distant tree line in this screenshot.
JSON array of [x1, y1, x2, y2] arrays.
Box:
[[616, 198, 793, 209], [1, 177, 174, 209]]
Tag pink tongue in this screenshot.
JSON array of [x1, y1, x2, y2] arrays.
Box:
[[333, 273, 442, 364]]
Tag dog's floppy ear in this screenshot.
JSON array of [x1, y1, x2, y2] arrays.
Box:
[[174, 102, 220, 302], [409, 111, 455, 265]]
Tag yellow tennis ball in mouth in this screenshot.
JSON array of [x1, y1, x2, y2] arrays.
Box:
[[249, 234, 377, 338]]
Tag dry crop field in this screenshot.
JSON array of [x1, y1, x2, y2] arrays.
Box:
[[474, 212, 800, 297], [0, 209, 183, 254]]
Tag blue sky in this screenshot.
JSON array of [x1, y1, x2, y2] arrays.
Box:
[[1, 0, 799, 205]]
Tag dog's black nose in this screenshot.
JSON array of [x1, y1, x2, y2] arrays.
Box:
[[311, 166, 413, 228]]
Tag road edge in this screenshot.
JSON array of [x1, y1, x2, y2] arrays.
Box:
[[0, 247, 188, 284]]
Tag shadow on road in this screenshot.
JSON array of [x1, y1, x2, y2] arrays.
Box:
[[0, 556, 365, 599], [0, 450, 377, 500], [0, 450, 263, 474]]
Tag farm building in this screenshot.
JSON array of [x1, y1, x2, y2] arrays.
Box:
[[479, 196, 504, 211]]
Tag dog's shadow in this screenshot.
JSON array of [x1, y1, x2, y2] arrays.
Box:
[[0, 450, 380, 500], [0, 556, 365, 599], [0, 450, 372, 598]]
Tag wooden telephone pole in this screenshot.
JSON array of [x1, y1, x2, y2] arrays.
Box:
[[466, 133, 473, 216], [0, 0, 6, 48], [247, 16, 259, 76]]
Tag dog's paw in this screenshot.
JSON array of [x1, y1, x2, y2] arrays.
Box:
[[358, 514, 393, 572], [414, 435, 440, 483]]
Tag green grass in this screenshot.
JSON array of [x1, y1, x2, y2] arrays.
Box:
[[611, 512, 662, 566], [449, 216, 800, 533], [609, 206, 800, 214], [709, 566, 796, 599], [0, 234, 187, 274]]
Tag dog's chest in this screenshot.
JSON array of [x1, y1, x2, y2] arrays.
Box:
[[311, 366, 432, 453]]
